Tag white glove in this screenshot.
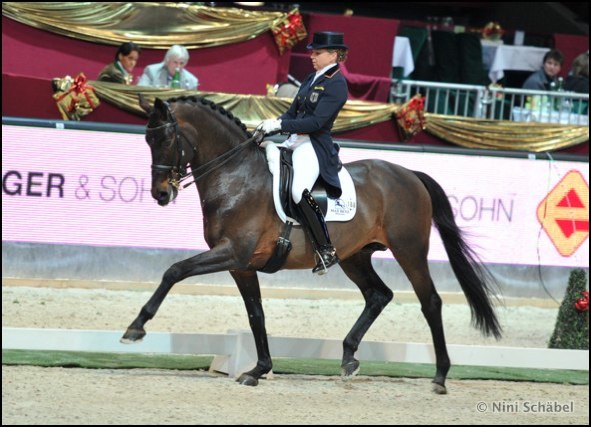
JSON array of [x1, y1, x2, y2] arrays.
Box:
[[257, 119, 282, 135]]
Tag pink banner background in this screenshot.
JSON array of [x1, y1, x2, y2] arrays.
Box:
[[2, 125, 588, 268]]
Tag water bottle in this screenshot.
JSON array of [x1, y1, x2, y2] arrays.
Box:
[[170, 68, 181, 89], [547, 81, 556, 112], [556, 77, 571, 116], [557, 77, 564, 92]]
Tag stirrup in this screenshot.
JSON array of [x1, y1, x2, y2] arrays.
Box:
[[312, 247, 339, 275]]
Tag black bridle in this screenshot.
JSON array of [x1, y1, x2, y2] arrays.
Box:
[[147, 115, 189, 190], [146, 101, 260, 190]]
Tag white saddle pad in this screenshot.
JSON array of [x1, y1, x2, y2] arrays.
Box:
[[264, 143, 357, 224]]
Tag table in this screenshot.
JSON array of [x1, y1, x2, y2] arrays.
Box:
[[512, 106, 589, 126], [392, 36, 415, 77], [488, 45, 550, 83]]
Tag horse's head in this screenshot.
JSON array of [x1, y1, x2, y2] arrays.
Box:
[[141, 95, 255, 206], [143, 97, 187, 206]]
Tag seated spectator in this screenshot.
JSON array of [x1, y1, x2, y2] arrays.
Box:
[[564, 51, 589, 94], [98, 42, 141, 85], [138, 45, 199, 90], [522, 49, 564, 91]]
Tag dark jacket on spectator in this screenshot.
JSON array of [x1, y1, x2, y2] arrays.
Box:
[[522, 68, 556, 91], [564, 75, 589, 94], [98, 62, 130, 84]]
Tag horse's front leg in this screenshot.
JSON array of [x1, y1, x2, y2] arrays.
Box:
[[231, 270, 272, 387], [121, 242, 237, 343]]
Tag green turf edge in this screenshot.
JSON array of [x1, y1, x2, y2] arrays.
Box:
[[272, 358, 588, 385], [2, 349, 213, 371], [3, 350, 587, 385]]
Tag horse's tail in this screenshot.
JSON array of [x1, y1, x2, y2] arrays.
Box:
[[413, 170, 503, 339]]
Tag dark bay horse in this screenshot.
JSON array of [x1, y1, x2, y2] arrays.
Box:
[[121, 96, 502, 394]]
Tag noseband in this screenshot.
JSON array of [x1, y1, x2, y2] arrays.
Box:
[[146, 101, 259, 190]]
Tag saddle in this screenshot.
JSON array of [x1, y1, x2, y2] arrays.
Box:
[[260, 144, 356, 273], [265, 143, 356, 224], [279, 148, 327, 220], [260, 147, 312, 274]]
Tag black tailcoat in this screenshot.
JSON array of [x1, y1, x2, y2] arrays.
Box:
[[279, 64, 348, 198]]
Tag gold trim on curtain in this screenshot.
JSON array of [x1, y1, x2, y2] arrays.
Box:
[[89, 83, 589, 150], [83, 82, 589, 152], [426, 114, 589, 152], [89, 81, 400, 133], [2, 2, 291, 48]]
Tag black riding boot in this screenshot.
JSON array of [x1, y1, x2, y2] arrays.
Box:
[[297, 189, 340, 275]]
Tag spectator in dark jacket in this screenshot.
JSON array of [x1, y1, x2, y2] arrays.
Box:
[[522, 49, 564, 91], [98, 42, 141, 85], [564, 51, 589, 94]]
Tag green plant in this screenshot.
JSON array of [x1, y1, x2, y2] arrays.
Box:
[[548, 269, 589, 350]]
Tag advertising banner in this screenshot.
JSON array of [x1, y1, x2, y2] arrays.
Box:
[[2, 125, 588, 268]]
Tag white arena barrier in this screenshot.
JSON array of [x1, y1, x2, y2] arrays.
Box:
[[2, 327, 588, 378]]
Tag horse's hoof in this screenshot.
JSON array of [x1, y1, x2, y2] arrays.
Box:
[[236, 373, 259, 386], [120, 328, 146, 344], [341, 359, 360, 378], [432, 382, 447, 395]]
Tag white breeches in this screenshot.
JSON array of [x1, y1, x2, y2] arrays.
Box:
[[281, 135, 319, 204], [291, 141, 319, 203]]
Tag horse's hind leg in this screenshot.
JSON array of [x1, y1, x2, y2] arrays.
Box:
[[231, 270, 272, 387], [339, 251, 393, 377], [395, 249, 450, 394], [121, 243, 236, 342]]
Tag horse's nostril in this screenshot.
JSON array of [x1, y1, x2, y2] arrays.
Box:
[[157, 191, 169, 201]]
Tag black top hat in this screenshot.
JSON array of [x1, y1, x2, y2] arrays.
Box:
[[307, 31, 348, 50]]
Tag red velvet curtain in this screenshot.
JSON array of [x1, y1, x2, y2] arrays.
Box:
[[2, 16, 289, 95], [553, 34, 589, 78], [296, 13, 399, 78]]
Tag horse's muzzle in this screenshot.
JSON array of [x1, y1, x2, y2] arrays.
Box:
[[155, 186, 178, 206]]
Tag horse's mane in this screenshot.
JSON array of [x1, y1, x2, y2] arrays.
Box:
[[166, 95, 266, 164], [168, 96, 252, 137]]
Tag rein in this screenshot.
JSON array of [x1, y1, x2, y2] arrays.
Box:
[[147, 102, 259, 190], [181, 134, 258, 188]]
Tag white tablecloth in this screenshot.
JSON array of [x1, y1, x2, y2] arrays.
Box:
[[512, 107, 589, 125], [481, 39, 504, 70], [392, 36, 415, 77], [488, 45, 550, 83]]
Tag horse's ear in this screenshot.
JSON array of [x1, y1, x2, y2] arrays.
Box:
[[154, 97, 166, 110], [138, 93, 153, 115], [152, 97, 169, 117]]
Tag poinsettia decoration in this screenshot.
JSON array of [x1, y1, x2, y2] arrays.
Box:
[[395, 94, 426, 141], [482, 22, 504, 41], [272, 9, 307, 55], [52, 73, 100, 120]]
